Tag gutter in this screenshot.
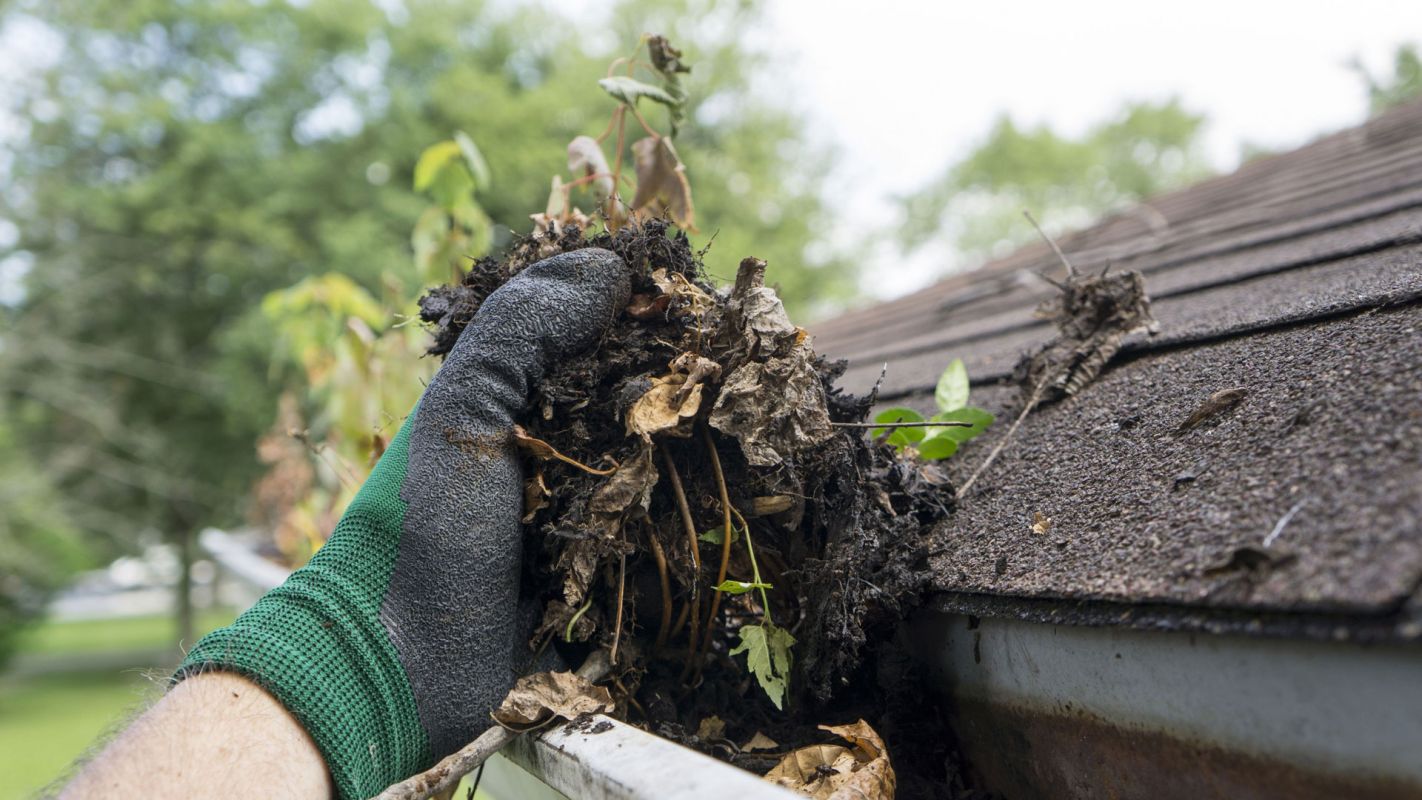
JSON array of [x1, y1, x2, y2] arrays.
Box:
[[910, 609, 1422, 799]]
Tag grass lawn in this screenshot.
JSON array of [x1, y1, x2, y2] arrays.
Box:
[[0, 609, 235, 798], [16, 608, 236, 657], [0, 669, 158, 798]]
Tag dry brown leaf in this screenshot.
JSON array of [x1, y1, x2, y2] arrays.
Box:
[[765, 719, 896, 800], [631, 136, 694, 229], [492, 670, 614, 732], [567, 135, 614, 203], [751, 496, 794, 516], [627, 374, 703, 438], [742, 732, 780, 752], [556, 539, 600, 607], [1031, 511, 1053, 535], [522, 469, 550, 524], [696, 715, 727, 741]]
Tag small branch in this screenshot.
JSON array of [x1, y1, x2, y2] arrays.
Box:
[[373, 652, 612, 800], [831, 421, 973, 429], [1024, 210, 1075, 278], [957, 377, 1047, 501]]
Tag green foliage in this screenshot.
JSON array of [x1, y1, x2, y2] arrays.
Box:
[[597, 76, 680, 109], [728, 622, 795, 710], [0, 421, 91, 667], [0, 0, 852, 573], [900, 98, 1211, 261], [873, 359, 995, 461], [713, 579, 774, 595], [698, 525, 739, 545], [1355, 44, 1422, 116]]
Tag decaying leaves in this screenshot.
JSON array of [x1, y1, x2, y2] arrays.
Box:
[[1016, 268, 1158, 403], [627, 374, 704, 438], [631, 136, 695, 229], [696, 715, 727, 741], [1176, 387, 1249, 433], [742, 732, 780, 753], [765, 719, 896, 800], [710, 258, 834, 466], [492, 670, 615, 732], [1031, 511, 1053, 535], [523, 469, 550, 524], [566, 135, 614, 204], [588, 442, 658, 517]]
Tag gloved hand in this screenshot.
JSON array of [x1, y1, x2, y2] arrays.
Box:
[[179, 249, 630, 799]]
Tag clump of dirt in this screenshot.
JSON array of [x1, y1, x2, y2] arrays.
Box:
[[419, 219, 966, 794]]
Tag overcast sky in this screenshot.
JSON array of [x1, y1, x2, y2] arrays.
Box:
[[748, 0, 1422, 299]]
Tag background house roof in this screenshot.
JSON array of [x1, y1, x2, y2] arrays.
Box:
[[812, 100, 1422, 636]]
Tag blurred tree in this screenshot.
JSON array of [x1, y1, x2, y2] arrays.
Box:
[[1355, 43, 1422, 115], [899, 97, 1211, 263], [0, 0, 850, 642]]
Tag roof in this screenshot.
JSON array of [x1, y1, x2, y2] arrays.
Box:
[[811, 100, 1422, 636]]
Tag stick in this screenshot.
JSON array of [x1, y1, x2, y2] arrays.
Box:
[[372, 652, 613, 800], [957, 377, 1047, 501], [1024, 210, 1075, 278], [830, 421, 973, 429]]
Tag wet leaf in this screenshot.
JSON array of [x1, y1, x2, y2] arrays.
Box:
[[598, 75, 679, 109], [729, 622, 795, 710], [713, 579, 773, 595], [627, 374, 703, 438], [588, 443, 658, 516], [631, 136, 694, 229], [492, 670, 614, 732], [765, 719, 896, 799], [935, 358, 970, 413]]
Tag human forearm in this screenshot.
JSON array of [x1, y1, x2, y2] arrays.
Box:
[[63, 672, 332, 800]]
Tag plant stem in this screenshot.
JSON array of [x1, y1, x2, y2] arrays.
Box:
[[647, 526, 673, 649], [693, 426, 734, 681], [730, 506, 771, 623]]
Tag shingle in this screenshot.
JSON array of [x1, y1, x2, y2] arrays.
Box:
[[809, 99, 1422, 623]]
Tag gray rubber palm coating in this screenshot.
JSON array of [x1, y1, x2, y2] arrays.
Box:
[[383, 248, 630, 757]]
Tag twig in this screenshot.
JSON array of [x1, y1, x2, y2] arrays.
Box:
[[692, 426, 734, 684], [610, 544, 627, 665], [646, 527, 673, 649], [830, 421, 973, 429], [957, 376, 1048, 501], [373, 652, 612, 800], [1024, 210, 1076, 278], [1263, 500, 1306, 548]]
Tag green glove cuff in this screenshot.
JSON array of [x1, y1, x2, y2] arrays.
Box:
[[177, 413, 430, 800]]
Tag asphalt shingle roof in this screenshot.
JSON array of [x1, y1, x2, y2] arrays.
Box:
[[812, 100, 1422, 635]]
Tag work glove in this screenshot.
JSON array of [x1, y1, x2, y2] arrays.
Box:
[[179, 249, 630, 800]]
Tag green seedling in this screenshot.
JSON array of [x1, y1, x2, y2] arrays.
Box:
[[871, 358, 996, 460]]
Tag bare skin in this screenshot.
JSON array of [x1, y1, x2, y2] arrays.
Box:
[[62, 672, 332, 800]]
